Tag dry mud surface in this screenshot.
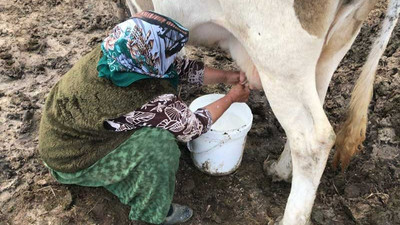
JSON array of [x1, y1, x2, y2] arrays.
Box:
[[0, 0, 399, 224]]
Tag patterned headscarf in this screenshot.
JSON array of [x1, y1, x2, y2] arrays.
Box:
[[97, 11, 189, 87]]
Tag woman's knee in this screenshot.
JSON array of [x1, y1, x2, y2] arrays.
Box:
[[137, 128, 181, 167]]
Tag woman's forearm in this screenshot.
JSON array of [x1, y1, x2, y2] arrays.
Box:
[[203, 67, 227, 85], [204, 95, 233, 123], [203, 67, 243, 85]]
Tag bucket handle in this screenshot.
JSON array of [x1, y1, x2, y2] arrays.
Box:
[[187, 133, 233, 154]]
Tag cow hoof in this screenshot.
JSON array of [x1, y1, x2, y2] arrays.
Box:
[[271, 216, 313, 225], [263, 159, 291, 183]]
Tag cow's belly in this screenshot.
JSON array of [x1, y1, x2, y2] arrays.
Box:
[[152, 0, 328, 86], [219, 1, 328, 77], [188, 23, 231, 47], [188, 22, 262, 89]]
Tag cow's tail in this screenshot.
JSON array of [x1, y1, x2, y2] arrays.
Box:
[[333, 0, 399, 170]]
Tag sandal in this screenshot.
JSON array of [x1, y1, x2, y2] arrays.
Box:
[[162, 203, 193, 225]]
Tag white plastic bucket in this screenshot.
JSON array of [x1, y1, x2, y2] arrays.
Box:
[[188, 94, 253, 176]]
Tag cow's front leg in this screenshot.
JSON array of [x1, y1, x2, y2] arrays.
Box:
[[259, 72, 335, 225]]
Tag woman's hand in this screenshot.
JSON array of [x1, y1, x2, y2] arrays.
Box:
[[224, 71, 247, 85], [226, 82, 250, 103], [204, 83, 250, 123]]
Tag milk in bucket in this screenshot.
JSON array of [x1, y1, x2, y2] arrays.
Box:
[[188, 94, 253, 175]]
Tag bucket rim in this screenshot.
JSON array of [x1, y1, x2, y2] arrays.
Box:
[[189, 93, 253, 131]]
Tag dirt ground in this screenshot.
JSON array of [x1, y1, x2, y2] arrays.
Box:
[[0, 0, 399, 224]]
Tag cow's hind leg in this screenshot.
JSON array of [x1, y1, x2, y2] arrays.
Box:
[[316, 0, 378, 103], [259, 72, 335, 225], [263, 28, 355, 182], [263, 0, 376, 182], [264, 142, 292, 182]]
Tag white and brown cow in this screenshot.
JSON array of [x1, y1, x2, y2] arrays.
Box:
[[127, 0, 399, 224]]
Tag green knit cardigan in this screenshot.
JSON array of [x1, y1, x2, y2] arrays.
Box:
[[39, 46, 177, 173]]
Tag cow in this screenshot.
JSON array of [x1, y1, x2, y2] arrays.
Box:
[[126, 0, 399, 224]]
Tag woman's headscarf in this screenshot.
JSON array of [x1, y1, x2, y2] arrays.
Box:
[[97, 11, 189, 87]]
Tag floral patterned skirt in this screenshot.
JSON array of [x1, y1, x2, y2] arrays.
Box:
[[47, 127, 181, 224]]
